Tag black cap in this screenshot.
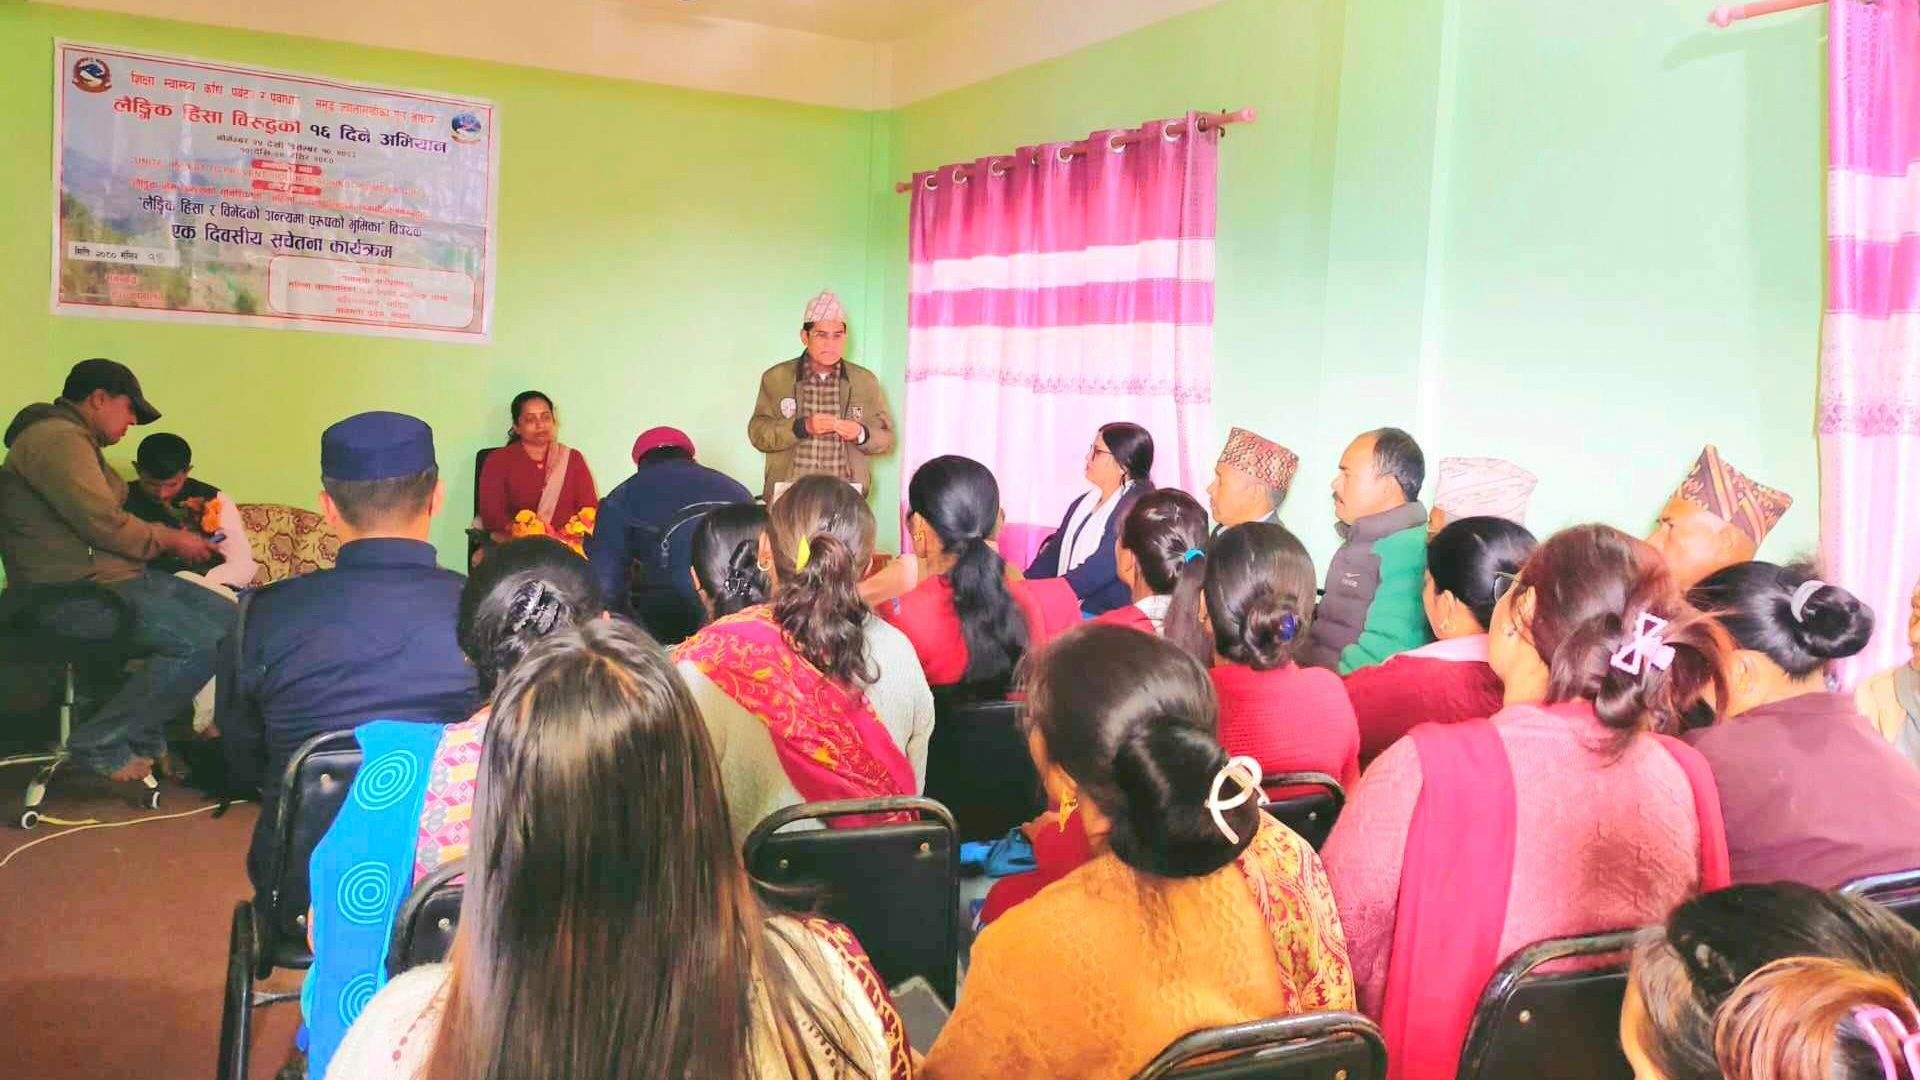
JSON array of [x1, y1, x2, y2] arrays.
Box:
[[62, 358, 160, 424]]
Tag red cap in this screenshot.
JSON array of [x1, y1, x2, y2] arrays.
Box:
[[631, 426, 695, 464]]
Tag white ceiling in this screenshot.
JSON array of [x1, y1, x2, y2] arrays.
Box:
[[629, 0, 993, 42]]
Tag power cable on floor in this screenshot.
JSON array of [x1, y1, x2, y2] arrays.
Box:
[[0, 803, 220, 870]]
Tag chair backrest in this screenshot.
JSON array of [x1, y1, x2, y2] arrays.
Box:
[[1261, 772, 1344, 851], [1842, 868, 1920, 930], [1456, 929, 1638, 1080], [745, 797, 960, 1004], [1131, 1012, 1387, 1080], [263, 730, 365, 973], [236, 503, 339, 586], [923, 692, 1042, 842], [387, 858, 466, 977]]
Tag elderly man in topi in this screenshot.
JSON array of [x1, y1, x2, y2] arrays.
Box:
[[1206, 426, 1300, 529], [1646, 444, 1792, 589], [747, 289, 895, 502]]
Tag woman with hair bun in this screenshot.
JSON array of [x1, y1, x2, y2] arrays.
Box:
[[1322, 524, 1733, 1080], [689, 503, 771, 622], [1095, 488, 1213, 662], [675, 476, 934, 843], [1204, 522, 1360, 791], [476, 390, 598, 541], [1685, 562, 1920, 888], [921, 624, 1353, 1080], [1026, 421, 1156, 615]]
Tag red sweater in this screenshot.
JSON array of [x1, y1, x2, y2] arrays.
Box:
[[878, 575, 1047, 687], [476, 442, 599, 533], [1210, 662, 1361, 792], [1342, 652, 1505, 768]]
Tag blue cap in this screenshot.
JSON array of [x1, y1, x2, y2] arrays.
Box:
[[321, 411, 436, 481]]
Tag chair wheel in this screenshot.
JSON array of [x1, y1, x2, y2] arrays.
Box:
[[143, 790, 161, 811], [18, 810, 39, 829]]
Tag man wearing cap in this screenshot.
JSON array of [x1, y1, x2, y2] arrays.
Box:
[[584, 426, 751, 643], [1206, 426, 1299, 529], [0, 358, 232, 782], [1427, 456, 1537, 537], [1647, 444, 1793, 588], [747, 289, 894, 501], [219, 411, 479, 904]]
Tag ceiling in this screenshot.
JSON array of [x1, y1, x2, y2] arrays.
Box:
[[630, 0, 993, 42]]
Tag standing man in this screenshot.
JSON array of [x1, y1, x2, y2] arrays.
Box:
[[0, 358, 231, 782], [747, 289, 894, 501], [1646, 444, 1792, 589], [1297, 427, 1434, 674], [1206, 426, 1300, 529]]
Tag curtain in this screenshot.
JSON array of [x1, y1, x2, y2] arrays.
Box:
[[1821, 0, 1920, 686], [902, 115, 1218, 567]]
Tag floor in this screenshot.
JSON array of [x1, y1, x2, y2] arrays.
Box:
[[0, 761, 301, 1080]]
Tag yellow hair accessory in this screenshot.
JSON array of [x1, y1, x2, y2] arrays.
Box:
[[794, 533, 812, 571]]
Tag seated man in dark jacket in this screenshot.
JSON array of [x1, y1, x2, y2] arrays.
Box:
[[219, 411, 479, 907], [584, 426, 751, 643]]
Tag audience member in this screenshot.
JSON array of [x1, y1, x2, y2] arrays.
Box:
[[1297, 427, 1433, 672], [1343, 515, 1537, 765], [1206, 426, 1298, 529], [327, 620, 910, 1080], [1856, 573, 1920, 764], [690, 502, 771, 621], [1322, 523, 1731, 1078], [1685, 562, 1920, 888], [125, 431, 257, 588], [1026, 421, 1153, 615], [303, 537, 601, 1080], [674, 476, 933, 842], [0, 358, 230, 781], [221, 411, 480, 909], [475, 389, 598, 541], [923, 624, 1354, 1079], [1425, 455, 1535, 537], [879, 455, 1044, 691], [1204, 522, 1360, 791], [747, 289, 895, 501], [1625, 883, 1920, 1080], [584, 425, 751, 643], [1094, 487, 1212, 663], [1647, 444, 1792, 589]]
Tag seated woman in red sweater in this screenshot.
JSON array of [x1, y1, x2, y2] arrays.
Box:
[[1205, 522, 1360, 792], [1343, 515, 1536, 768], [879, 455, 1045, 692], [476, 390, 599, 541], [1092, 488, 1212, 663]]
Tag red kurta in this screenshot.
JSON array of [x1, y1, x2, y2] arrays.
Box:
[[1342, 648, 1505, 769], [476, 442, 598, 533], [878, 574, 1047, 687], [1211, 662, 1361, 792]]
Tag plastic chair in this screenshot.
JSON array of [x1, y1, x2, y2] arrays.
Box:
[[1260, 771, 1344, 850], [744, 796, 960, 1004], [386, 857, 465, 977], [923, 690, 1042, 842], [1841, 867, 1920, 930], [217, 730, 364, 1080], [1131, 1011, 1387, 1080], [1456, 929, 1638, 1080], [0, 582, 154, 827]]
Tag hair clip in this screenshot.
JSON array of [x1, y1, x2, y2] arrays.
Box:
[[1205, 755, 1269, 845], [507, 580, 560, 636], [1851, 1005, 1920, 1080], [1182, 547, 1204, 564], [794, 533, 812, 571], [1610, 612, 1676, 676], [1279, 611, 1298, 642], [1789, 579, 1826, 623]]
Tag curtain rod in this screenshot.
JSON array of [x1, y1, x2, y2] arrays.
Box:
[[1708, 0, 1827, 26], [893, 107, 1256, 194]]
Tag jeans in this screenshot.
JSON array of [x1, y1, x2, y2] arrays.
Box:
[[68, 571, 236, 773]]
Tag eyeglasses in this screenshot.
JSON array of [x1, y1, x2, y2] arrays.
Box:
[[1490, 571, 1519, 603], [1086, 445, 1114, 462]]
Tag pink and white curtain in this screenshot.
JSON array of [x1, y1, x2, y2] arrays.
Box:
[[1821, 0, 1920, 686], [902, 115, 1218, 567]]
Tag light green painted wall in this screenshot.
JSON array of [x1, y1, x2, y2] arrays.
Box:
[[0, 3, 890, 570], [892, 0, 1825, 571]]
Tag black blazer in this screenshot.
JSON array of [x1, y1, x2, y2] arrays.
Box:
[[1025, 488, 1140, 615]]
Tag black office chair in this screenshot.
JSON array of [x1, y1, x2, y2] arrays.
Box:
[[1842, 867, 1920, 930], [1456, 929, 1638, 1080], [0, 582, 154, 827], [745, 796, 961, 1004], [387, 857, 466, 977], [217, 730, 364, 1080], [1260, 771, 1344, 851], [1131, 1012, 1387, 1080], [923, 691, 1041, 842], [466, 446, 498, 567]]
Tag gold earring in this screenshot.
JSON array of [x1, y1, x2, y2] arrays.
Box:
[[1058, 791, 1078, 832]]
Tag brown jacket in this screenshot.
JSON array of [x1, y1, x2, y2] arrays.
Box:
[[0, 401, 166, 585], [747, 355, 894, 500]]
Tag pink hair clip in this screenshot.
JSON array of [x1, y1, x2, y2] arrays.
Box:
[[1851, 1005, 1920, 1080], [1610, 613, 1677, 676]]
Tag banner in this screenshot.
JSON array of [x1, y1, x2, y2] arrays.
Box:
[[52, 41, 498, 341]]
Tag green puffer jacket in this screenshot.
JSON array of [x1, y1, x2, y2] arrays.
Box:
[[1296, 501, 1434, 674]]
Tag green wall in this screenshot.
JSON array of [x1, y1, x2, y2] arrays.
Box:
[[0, 2, 891, 569], [892, 0, 1825, 571]]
